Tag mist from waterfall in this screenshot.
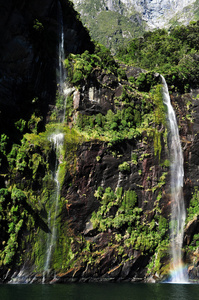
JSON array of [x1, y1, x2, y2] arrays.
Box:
[[161, 75, 188, 283]]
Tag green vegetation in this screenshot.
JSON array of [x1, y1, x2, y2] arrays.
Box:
[[184, 187, 199, 253], [73, 0, 145, 53], [0, 92, 84, 272], [0, 134, 8, 156], [152, 84, 167, 159], [1, 14, 199, 280], [88, 186, 170, 276], [33, 19, 44, 32], [186, 187, 199, 223], [85, 11, 144, 54], [117, 21, 199, 93], [118, 162, 131, 173], [66, 47, 168, 152], [66, 43, 119, 86], [0, 188, 27, 266]]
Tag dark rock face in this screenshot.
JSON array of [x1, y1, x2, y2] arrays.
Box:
[[73, 70, 121, 117], [61, 138, 167, 281], [184, 216, 199, 245], [182, 92, 199, 201], [0, 0, 94, 135], [59, 72, 199, 282], [58, 70, 170, 282], [2, 1, 199, 283], [0, 0, 95, 283]]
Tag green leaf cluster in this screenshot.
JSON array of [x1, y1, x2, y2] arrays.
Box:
[[0, 188, 28, 266], [91, 186, 169, 256], [74, 83, 156, 144], [186, 187, 199, 223], [67, 44, 118, 87], [118, 162, 130, 173]]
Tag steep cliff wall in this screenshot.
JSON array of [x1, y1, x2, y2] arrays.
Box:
[[0, 0, 95, 282], [55, 68, 199, 283], [1, 0, 199, 284], [0, 0, 94, 136], [121, 0, 196, 28]]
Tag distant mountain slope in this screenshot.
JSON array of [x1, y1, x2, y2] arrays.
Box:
[[123, 0, 196, 29], [169, 0, 199, 26], [72, 0, 197, 52], [72, 0, 146, 53]]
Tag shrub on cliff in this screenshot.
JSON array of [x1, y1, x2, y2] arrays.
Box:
[[118, 162, 130, 173]]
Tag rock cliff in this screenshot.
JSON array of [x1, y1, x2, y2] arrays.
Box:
[[72, 0, 198, 52], [73, 0, 196, 28], [0, 0, 94, 136], [55, 69, 199, 283], [1, 0, 199, 285], [121, 0, 196, 28]]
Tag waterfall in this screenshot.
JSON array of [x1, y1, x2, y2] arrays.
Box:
[[161, 75, 188, 283], [43, 133, 64, 282], [58, 1, 66, 94], [43, 2, 67, 283], [116, 172, 123, 189], [58, 1, 69, 123]]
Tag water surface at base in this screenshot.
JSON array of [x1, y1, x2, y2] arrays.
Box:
[[1, 283, 199, 300]]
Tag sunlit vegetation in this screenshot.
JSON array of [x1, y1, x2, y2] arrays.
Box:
[[1, 14, 199, 280], [86, 186, 170, 277], [117, 21, 199, 93], [73, 0, 145, 53]]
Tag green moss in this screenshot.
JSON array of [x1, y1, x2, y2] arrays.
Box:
[[161, 159, 170, 167], [33, 19, 44, 32], [147, 239, 170, 277], [80, 180, 171, 278]]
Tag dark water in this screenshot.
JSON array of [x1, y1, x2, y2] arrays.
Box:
[[0, 283, 199, 300]]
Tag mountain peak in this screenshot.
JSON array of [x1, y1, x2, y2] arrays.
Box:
[[129, 0, 196, 28]]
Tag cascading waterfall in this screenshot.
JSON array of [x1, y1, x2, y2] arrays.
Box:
[[161, 75, 188, 283], [57, 1, 68, 123], [116, 172, 123, 189], [43, 2, 66, 283], [58, 1, 66, 94], [43, 133, 64, 282], [8, 1, 67, 285]]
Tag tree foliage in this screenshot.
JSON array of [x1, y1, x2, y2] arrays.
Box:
[[117, 21, 199, 92]]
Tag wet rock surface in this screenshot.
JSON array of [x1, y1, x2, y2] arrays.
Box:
[[59, 74, 199, 282], [1, 1, 199, 284]]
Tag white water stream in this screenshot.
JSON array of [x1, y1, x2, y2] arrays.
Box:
[[43, 133, 64, 282], [58, 1, 66, 94], [58, 1, 68, 123], [161, 75, 188, 283], [43, 2, 66, 283]]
